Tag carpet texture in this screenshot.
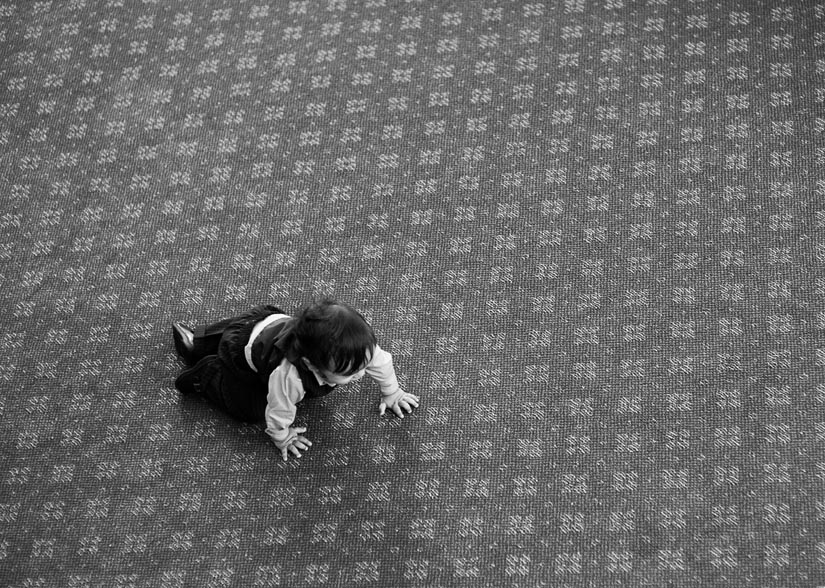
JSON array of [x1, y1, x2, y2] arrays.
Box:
[[1, 0, 824, 586]]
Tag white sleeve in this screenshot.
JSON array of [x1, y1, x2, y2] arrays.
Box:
[[366, 345, 400, 397], [264, 359, 306, 444]]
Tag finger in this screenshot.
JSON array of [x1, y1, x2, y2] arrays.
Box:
[[293, 442, 309, 451], [392, 404, 404, 418], [406, 395, 420, 406], [289, 445, 302, 458], [399, 400, 411, 413], [293, 427, 307, 434], [281, 447, 289, 462], [378, 403, 386, 416], [296, 436, 313, 446]]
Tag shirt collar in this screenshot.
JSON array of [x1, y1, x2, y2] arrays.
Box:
[[309, 366, 336, 388]]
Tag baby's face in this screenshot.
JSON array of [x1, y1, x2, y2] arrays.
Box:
[[303, 357, 367, 386], [319, 368, 366, 386], [304, 348, 372, 387]]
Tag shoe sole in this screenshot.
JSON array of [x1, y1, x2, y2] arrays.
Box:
[[172, 324, 194, 362]]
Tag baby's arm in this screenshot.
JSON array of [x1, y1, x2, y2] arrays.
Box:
[[265, 361, 312, 461], [366, 345, 421, 418]]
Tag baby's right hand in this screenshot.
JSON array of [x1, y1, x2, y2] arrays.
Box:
[[278, 427, 312, 462]]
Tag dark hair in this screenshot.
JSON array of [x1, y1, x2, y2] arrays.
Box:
[[292, 298, 376, 375]]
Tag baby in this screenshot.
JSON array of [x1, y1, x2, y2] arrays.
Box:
[[172, 298, 420, 461]]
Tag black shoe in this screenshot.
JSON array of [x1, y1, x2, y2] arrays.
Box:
[[175, 355, 214, 397], [172, 323, 195, 363], [175, 360, 201, 395]]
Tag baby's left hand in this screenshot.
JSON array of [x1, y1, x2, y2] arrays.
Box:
[[378, 390, 420, 419]]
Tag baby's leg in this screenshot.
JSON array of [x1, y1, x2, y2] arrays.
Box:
[[175, 356, 265, 422], [189, 316, 240, 361]]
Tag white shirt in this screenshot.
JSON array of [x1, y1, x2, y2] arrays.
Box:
[[244, 322, 400, 444]]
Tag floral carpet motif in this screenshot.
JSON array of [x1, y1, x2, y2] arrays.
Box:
[[1, 1, 823, 586]]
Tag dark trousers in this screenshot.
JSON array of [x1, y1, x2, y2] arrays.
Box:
[[189, 316, 240, 363], [175, 305, 284, 422]]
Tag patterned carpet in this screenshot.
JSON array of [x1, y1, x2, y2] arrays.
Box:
[[1, 0, 824, 586]]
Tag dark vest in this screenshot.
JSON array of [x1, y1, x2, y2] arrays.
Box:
[[249, 318, 336, 399]]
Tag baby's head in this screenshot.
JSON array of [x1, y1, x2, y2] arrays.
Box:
[[293, 298, 376, 384]]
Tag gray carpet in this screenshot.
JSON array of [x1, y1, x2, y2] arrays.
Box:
[[1, 0, 824, 586]]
